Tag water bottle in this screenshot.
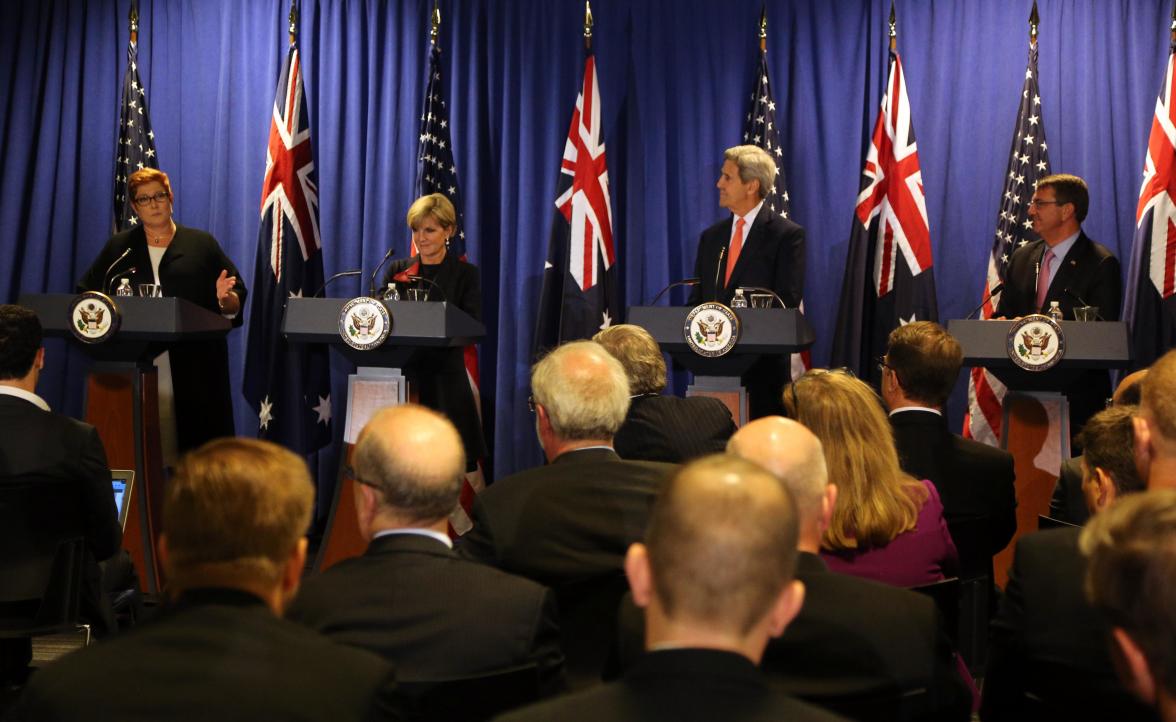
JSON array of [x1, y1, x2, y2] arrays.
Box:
[[731, 288, 748, 309], [383, 283, 400, 302], [1048, 301, 1063, 322], [115, 278, 133, 297]]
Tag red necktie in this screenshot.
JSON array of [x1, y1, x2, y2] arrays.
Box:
[[1035, 249, 1054, 311], [724, 217, 746, 286]]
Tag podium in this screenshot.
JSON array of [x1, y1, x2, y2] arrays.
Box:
[[283, 297, 485, 570], [626, 306, 815, 424], [947, 318, 1130, 585], [19, 293, 231, 593]]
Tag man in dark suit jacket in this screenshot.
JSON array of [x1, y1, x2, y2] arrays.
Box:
[[687, 145, 806, 418], [459, 341, 674, 686], [288, 404, 564, 699], [982, 406, 1155, 721], [594, 324, 735, 463], [993, 173, 1122, 437], [499, 455, 846, 722], [10, 438, 401, 722], [881, 321, 1017, 560], [0, 305, 122, 684]]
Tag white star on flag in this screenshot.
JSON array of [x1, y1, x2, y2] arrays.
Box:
[[259, 396, 274, 431]]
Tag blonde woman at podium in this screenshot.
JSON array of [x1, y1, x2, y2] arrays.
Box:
[[78, 168, 246, 455], [381, 193, 486, 468]]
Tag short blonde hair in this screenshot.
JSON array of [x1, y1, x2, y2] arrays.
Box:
[[723, 145, 776, 200], [531, 340, 630, 440], [406, 193, 456, 230], [164, 438, 313, 588], [784, 370, 926, 550], [593, 324, 666, 395]]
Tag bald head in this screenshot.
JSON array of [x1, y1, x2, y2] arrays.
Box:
[[353, 404, 466, 525], [531, 340, 629, 441], [728, 417, 828, 520], [643, 454, 800, 636]]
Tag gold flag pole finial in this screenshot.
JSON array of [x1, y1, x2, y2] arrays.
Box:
[[888, 0, 897, 51], [431, 0, 441, 47], [584, 0, 593, 50], [1029, 1, 1040, 44], [759, 4, 767, 53], [288, 0, 297, 46], [129, 2, 138, 44]]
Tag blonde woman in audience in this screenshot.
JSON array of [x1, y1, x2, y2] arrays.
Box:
[[784, 370, 958, 587]]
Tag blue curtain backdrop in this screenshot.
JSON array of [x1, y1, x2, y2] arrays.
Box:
[[0, 0, 1168, 500]]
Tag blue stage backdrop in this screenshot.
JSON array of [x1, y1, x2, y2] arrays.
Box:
[[1, 0, 1169, 502]]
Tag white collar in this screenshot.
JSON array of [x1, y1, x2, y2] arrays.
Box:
[[888, 406, 942, 417], [0, 385, 50, 411], [371, 528, 453, 548]]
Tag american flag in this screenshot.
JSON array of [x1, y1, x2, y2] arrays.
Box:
[[242, 40, 332, 456], [112, 13, 159, 231], [1123, 35, 1176, 370], [534, 50, 618, 354], [416, 41, 485, 535], [831, 49, 938, 381], [741, 43, 809, 378], [964, 43, 1051, 445]]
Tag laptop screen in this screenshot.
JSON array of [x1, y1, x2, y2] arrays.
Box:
[[111, 469, 135, 531]]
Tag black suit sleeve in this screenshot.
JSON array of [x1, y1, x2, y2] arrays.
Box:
[[209, 234, 248, 328], [76, 424, 121, 561], [773, 224, 806, 308], [456, 262, 482, 322], [363, 667, 407, 722], [531, 588, 568, 697], [989, 451, 1017, 555], [1086, 253, 1122, 321]]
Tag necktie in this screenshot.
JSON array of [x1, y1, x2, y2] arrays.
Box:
[[1035, 248, 1054, 312], [724, 217, 746, 286]]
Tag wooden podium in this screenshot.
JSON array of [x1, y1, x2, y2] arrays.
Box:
[[626, 306, 815, 425], [282, 297, 484, 571], [947, 318, 1130, 584], [19, 293, 231, 594]]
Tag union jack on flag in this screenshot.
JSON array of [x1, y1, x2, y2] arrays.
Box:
[[1124, 36, 1176, 369], [965, 43, 1051, 445], [243, 41, 332, 457], [534, 51, 618, 354], [832, 49, 938, 381]]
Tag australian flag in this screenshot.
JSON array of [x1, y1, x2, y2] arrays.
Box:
[[965, 42, 1051, 445], [112, 9, 159, 231], [831, 49, 938, 383], [534, 50, 618, 356], [1124, 35, 1176, 370], [242, 40, 331, 455]]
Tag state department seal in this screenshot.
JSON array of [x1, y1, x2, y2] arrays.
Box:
[[68, 291, 120, 344], [1008, 313, 1065, 372], [339, 296, 392, 350], [684, 302, 740, 358]]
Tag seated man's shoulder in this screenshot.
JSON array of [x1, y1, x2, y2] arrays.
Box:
[[949, 431, 1014, 466], [1015, 525, 1082, 563]]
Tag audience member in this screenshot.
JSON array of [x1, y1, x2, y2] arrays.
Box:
[[499, 455, 847, 722], [459, 341, 675, 685], [1135, 349, 1176, 489], [1051, 368, 1148, 525], [593, 324, 735, 463], [10, 439, 401, 721], [288, 405, 565, 698], [785, 369, 957, 586], [1081, 488, 1176, 722], [0, 304, 122, 685], [881, 321, 1016, 560], [982, 406, 1156, 721]]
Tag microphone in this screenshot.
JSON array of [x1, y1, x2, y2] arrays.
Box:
[[405, 274, 447, 302], [713, 245, 727, 302], [1065, 288, 1104, 321], [738, 286, 789, 309], [103, 247, 134, 293], [648, 278, 700, 305], [965, 282, 1004, 320], [313, 270, 362, 298], [368, 247, 396, 297]]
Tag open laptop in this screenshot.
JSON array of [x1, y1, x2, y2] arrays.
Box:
[[111, 469, 135, 531]]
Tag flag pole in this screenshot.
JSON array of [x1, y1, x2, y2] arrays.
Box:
[[1170, 0, 1176, 41], [431, 0, 440, 48], [888, 0, 897, 51], [129, 1, 138, 44], [759, 4, 767, 53], [288, 0, 297, 47], [584, 0, 593, 50], [1029, 0, 1039, 46]]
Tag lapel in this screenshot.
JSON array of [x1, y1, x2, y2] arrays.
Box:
[[1045, 233, 1089, 304], [724, 210, 769, 290], [159, 224, 190, 275]]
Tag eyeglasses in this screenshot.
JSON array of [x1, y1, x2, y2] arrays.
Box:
[[1027, 199, 1062, 208], [527, 395, 538, 413], [133, 191, 169, 206], [876, 355, 903, 386], [343, 464, 379, 490]]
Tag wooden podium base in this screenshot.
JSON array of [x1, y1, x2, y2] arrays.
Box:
[[996, 391, 1070, 587], [687, 375, 747, 427], [84, 363, 165, 593]]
